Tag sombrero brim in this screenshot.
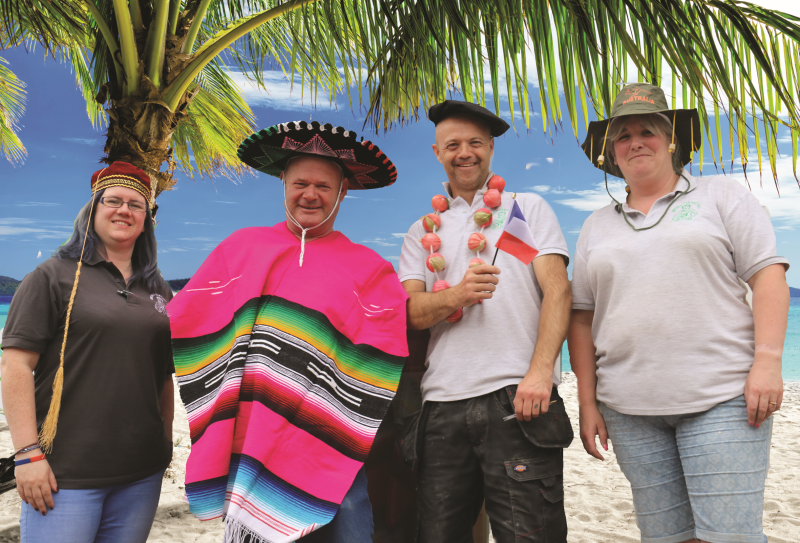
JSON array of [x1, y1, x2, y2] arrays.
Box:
[[237, 121, 398, 190], [581, 109, 701, 176]]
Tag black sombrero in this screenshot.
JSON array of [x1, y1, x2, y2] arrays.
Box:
[[237, 121, 397, 190], [581, 83, 701, 178]]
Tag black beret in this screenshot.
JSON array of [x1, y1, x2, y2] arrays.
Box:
[[428, 100, 510, 137]]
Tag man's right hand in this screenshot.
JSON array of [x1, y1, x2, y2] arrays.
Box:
[[452, 264, 500, 306], [16, 455, 58, 515]]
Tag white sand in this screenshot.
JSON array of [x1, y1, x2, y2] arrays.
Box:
[[0, 374, 797, 542]]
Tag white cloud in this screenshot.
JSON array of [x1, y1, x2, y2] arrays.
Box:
[[552, 180, 628, 211], [525, 162, 540, 169], [0, 218, 73, 240], [344, 195, 359, 199], [178, 237, 222, 242], [14, 202, 61, 207], [62, 138, 99, 145], [732, 156, 800, 227], [183, 221, 214, 225], [230, 70, 338, 111], [391, 233, 406, 238], [384, 255, 400, 262], [361, 237, 397, 247], [529, 185, 550, 193], [36, 251, 42, 259], [546, 157, 554, 164]]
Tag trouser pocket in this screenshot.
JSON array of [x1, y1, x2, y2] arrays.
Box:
[[504, 452, 567, 542], [399, 402, 433, 470], [502, 386, 574, 448]]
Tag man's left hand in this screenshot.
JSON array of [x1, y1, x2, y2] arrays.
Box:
[[514, 366, 553, 421]]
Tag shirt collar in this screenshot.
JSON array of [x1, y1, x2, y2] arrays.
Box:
[[82, 251, 106, 266], [621, 169, 694, 214], [441, 171, 495, 203]]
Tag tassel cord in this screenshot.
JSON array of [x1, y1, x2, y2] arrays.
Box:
[[40, 190, 99, 453]]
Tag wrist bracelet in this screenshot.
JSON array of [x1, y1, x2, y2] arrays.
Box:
[[13, 443, 40, 456], [14, 454, 46, 468]]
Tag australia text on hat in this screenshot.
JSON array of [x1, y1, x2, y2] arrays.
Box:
[[622, 87, 655, 105]]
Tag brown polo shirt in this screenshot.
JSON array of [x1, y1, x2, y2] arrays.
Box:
[[2, 253, 174, 489]]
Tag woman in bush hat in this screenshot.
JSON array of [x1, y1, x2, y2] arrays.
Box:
[[568, 83, 790, 543], [1, 162, 174, 542]]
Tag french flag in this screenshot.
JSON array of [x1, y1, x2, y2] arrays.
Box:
[[495, 200, 539, 265]]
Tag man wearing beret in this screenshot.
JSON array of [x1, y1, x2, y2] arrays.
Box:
[[398, 101, 573, 542]]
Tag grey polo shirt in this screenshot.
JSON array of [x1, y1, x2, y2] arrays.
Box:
[[399, 173, 570, 402], [571, 170, 790, 415], [2, 253, 174, 488]]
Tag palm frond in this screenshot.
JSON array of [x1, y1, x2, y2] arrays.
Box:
[[0, 56, 26, 164], [171, 60, 257, 180]]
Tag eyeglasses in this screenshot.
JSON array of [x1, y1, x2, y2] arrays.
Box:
[[99, 196, 147, 214]]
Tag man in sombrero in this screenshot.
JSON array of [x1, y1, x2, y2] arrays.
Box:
[[167, 121, 408, 543], [398, 101, 573, 542]]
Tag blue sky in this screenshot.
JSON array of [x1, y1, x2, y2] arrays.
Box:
[[1, 7, 799, 287]]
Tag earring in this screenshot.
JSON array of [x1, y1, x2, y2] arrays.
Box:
[[625, 184, 631, 194]]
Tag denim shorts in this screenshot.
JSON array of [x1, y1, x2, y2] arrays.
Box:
[[599, 395, 772, 543]]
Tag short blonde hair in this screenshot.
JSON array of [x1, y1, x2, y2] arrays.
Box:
[[604, 114, 683, 178]]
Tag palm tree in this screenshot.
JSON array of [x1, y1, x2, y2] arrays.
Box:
[[1, 0, 799, 193]]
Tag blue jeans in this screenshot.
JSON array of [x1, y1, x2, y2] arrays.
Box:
[[20, 468, 165, 543], [599, 396, 772, 543], [301, 466, 373, 543]]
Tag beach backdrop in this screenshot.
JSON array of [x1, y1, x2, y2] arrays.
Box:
[[3, 295, 800, 379]]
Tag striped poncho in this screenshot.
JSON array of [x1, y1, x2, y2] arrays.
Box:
[[168, 223, 409, 543]]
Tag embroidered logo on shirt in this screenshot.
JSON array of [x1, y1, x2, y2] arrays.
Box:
[[513, 464, 527, 473], [489, 209, 507, 229], [150, 293, 169, 316], [671, 201, 701, 222]]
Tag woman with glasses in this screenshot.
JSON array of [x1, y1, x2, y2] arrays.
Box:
[[1, 162, 174, 543]]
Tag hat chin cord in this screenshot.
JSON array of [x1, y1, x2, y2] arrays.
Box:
[[283, 176, 344, 267]]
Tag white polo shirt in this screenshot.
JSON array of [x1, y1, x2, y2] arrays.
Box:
[[398, 173, 570, 402], [571, 170, 790, 415]]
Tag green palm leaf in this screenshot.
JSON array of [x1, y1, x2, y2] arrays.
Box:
[[3, 0, 800, 189], [0, 56, 26, 164]]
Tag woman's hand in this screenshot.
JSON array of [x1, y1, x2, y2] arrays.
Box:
[[579, 402, 608, 461], [744, 353, 783, 428], [16, 456, 58, 515]]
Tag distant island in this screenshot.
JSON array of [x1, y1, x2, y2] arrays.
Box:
[[0, 276, 21, 296], [2, 275, 800, 298], [0, 276, 192, 296]]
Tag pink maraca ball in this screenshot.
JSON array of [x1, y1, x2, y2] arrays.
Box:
[[488, 175, 506, 192], [432, 280, 450, 292], [431, 194, 449, 213], [421, 213, 441, 232], [426, 253, 446, 272], [468, 232, 486, 252], [469, 258, 485, 268], [421, 233, 441, 252], [483, 188, 502, 208], [473, 208, 492, 227], [446, 307, 463, 323]]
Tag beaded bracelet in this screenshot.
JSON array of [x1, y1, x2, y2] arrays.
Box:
[[13, 443, 40, 456], [14, 454, 46, 468]]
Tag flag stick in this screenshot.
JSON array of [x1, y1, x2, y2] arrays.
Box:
[[490, 247, 500, 266]]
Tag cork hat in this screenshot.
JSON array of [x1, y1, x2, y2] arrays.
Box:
[[581, 83, 701, 177]]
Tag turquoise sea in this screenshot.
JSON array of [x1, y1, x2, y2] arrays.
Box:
[[1, 299, 799, 380]]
